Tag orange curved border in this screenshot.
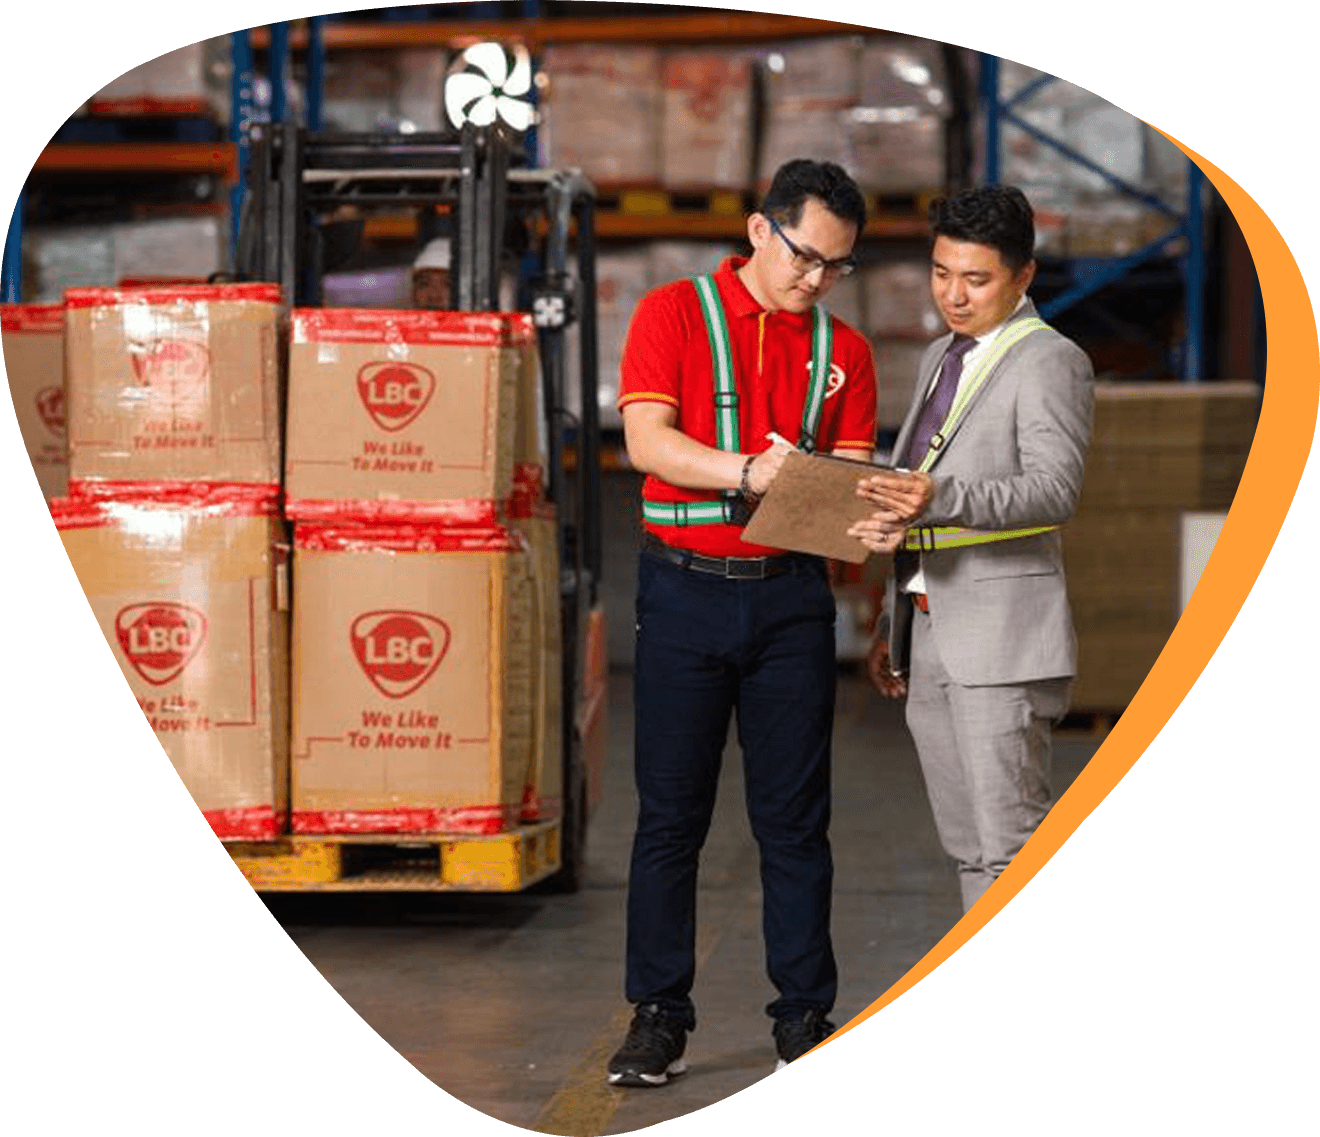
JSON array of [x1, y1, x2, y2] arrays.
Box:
[[834, 132, 1319, 1040]]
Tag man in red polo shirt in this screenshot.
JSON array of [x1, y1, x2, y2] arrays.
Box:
[[606, 159, 931, 1086]]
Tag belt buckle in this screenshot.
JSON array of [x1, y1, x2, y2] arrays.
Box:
[[725, 556, 767, 580]]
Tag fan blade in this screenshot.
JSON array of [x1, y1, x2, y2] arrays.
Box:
[[496, 95, 535, 132], [444, 72, 493, 128], [504, 46, 533, 97], [467, 94, 499, 127], [463, 42, 509, 89]]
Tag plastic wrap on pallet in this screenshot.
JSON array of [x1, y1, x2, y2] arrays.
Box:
[[21, 226, 117, 303], [21, 217, 224, 304], [2, 304, 68, 500], [319, 47, 451, 133], [64, 283, 283, 488], [760, 36, 862, 105], [539, 45, 662, 183], [843, 111, 946, 195], [758, 102, 854, 189], [52, 488, 289, 840], [112, 216, 225, 286], [861, 260, 944, 339], [660, 49, 756, 190], [646, 242, 737, 290], [857, 37, 950, 117]]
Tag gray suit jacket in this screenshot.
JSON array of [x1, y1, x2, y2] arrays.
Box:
[[885, 299, 1095, 687]]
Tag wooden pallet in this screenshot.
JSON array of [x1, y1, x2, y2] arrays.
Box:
[[226, 818, 561, 893]]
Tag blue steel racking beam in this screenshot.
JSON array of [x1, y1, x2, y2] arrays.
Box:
[[1, 191, 22, 303], [229, 30, 255, 271], [980, 53, 1206, 381], [306, 16, 327, 131], [269, 22, 293, 125]]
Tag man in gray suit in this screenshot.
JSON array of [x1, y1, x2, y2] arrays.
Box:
[[850, 185, 1095, 911]]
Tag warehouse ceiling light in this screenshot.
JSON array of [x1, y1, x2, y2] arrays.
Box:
[[444, 43, 535, 132]]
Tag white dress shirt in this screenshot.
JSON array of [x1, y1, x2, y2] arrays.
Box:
[[901, 295, 1028, 596]]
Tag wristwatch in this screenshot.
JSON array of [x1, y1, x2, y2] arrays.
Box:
[[739, 454, 761, 503]]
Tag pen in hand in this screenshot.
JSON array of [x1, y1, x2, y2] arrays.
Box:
[[766, 431, 797, 450]]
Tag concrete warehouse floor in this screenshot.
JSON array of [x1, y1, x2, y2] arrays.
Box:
[[261, 473, 1104, 1134]]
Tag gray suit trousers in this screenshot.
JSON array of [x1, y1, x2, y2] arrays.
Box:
[[905, 607, 1071, 911]]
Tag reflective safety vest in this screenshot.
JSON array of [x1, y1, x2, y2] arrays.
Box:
[[901, 315, 1062, 553], [642, 274, 833, 528]]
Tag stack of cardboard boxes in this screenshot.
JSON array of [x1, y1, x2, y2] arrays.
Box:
[[284, 309, 561, 836], [2, 304, 68, 500], [1064, 381, 1261, 709], [49, 283, 290, 839]]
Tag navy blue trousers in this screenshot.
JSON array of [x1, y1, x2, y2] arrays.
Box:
[[625, 547, 838, 1029]]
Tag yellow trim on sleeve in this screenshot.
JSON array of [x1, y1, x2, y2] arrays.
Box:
[[618, 392, 681, 409]]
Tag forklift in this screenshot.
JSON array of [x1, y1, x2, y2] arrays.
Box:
[[228, 115, 607, 894]]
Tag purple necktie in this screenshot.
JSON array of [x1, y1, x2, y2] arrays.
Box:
[[900, 334, 976, 470]]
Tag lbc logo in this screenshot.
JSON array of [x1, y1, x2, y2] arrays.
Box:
[[114, 603, 208, 686], [350, 610, 451, 698], [356, 362, 436, 433], [36, 386, 65, 437]]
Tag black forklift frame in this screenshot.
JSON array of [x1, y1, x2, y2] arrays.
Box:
[[234, 121, 602, 886]]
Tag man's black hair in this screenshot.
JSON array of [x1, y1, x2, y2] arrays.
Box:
[[929, 185, 1036, 273], [760, 159, 867, 233]]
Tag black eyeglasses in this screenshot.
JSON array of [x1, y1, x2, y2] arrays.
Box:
[[768, 218, 857, 278]]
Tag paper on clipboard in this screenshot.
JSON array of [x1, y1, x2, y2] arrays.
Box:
[[741, 450, 882, 563]]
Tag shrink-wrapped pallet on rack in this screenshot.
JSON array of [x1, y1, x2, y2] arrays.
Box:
[[84, 38, 230, 118], [2, 303, 68, 500], [52, 485, 290, 839], [844, 37, 949, 195], [660, 49, 755, 190], [756, 37, 859, 189], [539, 45, 663, 183]]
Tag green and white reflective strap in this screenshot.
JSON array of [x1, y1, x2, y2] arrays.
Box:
[[798, 304, 832, 453], [642, 500, 732, 527], [906, 316, 1058, 551], [644, 276, 833, 527], [914, 316, 1050, 474], [903, 523, 1059, 552]]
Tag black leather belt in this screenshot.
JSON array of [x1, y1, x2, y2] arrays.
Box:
[[643, 533, 799, 580]]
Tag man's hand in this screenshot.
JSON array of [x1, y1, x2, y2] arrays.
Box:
[[745, 436, 795, 497], [848, 513, 906, 555], [866, 635, 907, 699], [856, 469, 933, 524]]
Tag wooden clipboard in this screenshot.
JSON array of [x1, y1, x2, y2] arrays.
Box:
[[741, 450, 881, 563]]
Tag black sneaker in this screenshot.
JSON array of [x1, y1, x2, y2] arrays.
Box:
[[606, 1003, 689, 1087], [773, 1008, 837, 1070]]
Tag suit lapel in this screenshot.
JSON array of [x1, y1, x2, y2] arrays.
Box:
[[921, 299, 1043, 471]]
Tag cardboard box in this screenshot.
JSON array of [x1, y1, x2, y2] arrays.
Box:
[[660, 50, 754, 190], [511, 510, 564, 823], [285, 309, 538, 523], [290, 522, 538, 835], [2, 304, 68, 499], [52, 486, 289, 839], [64, 283, 283, 488]]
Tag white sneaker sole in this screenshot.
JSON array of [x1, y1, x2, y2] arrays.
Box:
[[607, 1059, 687, 1087]]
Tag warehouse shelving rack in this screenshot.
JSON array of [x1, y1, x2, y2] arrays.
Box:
[[979, 54, 1208, 381]]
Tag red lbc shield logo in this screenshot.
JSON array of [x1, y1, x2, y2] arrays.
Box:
[[129, 339, 211, 415], [356, 361, 436, 432], [114, 603, 208, 686], [350, 610, 451, 699], [35, 386, 65, 437]]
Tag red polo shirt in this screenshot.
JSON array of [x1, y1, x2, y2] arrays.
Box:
[[618, 256, 877, 557]]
